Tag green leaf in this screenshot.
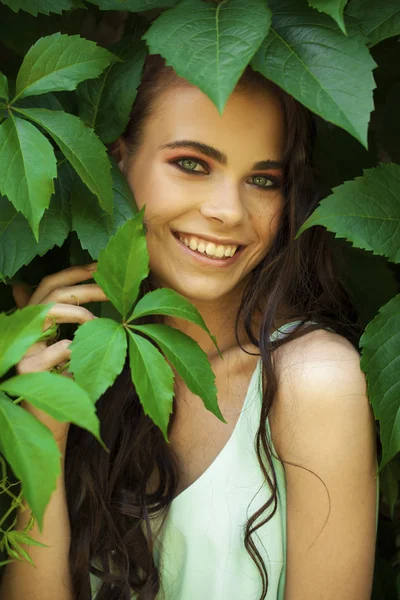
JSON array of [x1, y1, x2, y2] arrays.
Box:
[[132, 323, 225, 423], [251, 0, 376, 148], [380, 460, 400, 520], [77, 35, 146, 144], [69, 318, 127, 402], [128, 288, 219, 354], [17, 108, 113, 215], [347, 0, 400, 47], [0, 163, 72, 279], [0, 114, 57, 240], [0, 372, 104, 447], [143, 0, 272, 114], [127, 330, 174, 442], [87, 0, 178, 10], [360, 294, 400, 470], [14, 33, 117, 102], [70, 160, 136, 259], [0, 304, 54, 378], [308, 0, 347, 35], [1, 0, 84, 16], [295, 163, 400, 263], [0, 72, 8, 101], [93, 209, 149, 319], [0, 391, 61, 529]]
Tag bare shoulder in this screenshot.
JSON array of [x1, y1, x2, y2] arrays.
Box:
[[268, 327, 378, 600]]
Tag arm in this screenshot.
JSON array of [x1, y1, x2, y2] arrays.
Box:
[[0, 442, 74, 600], [270, 329, 378, 600]]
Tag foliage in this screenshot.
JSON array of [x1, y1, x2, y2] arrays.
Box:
[[0, 0, 399, 594]]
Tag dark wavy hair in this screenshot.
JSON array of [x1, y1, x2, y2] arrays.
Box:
[[64, 53, 358, 599]]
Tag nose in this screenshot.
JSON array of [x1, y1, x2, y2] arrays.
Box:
[[199, 183, 246, 228]]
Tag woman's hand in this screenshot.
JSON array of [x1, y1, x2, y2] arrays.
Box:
[[10, 263, 108, 447]]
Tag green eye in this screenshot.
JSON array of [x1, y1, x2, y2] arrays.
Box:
[[181, 159, 199, 171], [252, 175, 273, 188]]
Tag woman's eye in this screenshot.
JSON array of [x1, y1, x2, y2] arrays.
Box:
[[250, 175, 276, 189], [175, 158, 207, 173]]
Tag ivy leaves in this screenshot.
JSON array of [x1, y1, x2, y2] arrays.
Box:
[[69, 210, 223, 442], [0, 33, 117, 241]]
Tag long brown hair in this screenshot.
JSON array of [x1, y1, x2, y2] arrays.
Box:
[[64, 53, 358, 599]]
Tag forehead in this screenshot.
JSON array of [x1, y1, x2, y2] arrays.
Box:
[[141, 83, 286, 160]]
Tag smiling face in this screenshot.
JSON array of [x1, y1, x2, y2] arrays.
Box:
[[119, 80, 286, 306]]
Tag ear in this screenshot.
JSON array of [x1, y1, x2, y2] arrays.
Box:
[[110, 136, 128, 172]]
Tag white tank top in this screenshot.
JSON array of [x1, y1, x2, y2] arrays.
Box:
[[90, 320, 379, 600]]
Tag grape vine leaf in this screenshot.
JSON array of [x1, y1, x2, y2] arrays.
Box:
[[0, 391, 61, 529], [70, 160, 137, 258], [347, 0, 400, 47], [1, 0, 84, 16], [14, 33, 118, 101], [128, 330, 174, 443], [77, 35, 146, 144], [308, 0, 347, 35], [360, 294, 400, 470], [295, 163, 400, 263], [251, 0, 376, 148], [0, 72, 8, 100], [129, 287, 220, 354], [0, 372, 104, 446], [69, 318, 127, 403], [17, 108, 113, 216], [0, 304, 54, 378], [132, 323, 224, 422], [143, 0, 272, 114], [0, 114, 57, 240], [93, 209, 149, 320]]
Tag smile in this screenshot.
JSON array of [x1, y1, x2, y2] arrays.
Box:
[[172, 231, 245, 265]]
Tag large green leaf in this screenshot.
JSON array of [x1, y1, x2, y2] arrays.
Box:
[[17, 108, 113, 216], [360, 294, 400, 470], [128, 330, 174, 442], [69, 318, 127, 402], [0, 391, 61, 529], [0, 72, 8, 100], [77, 35, 146, 144], [14, 33, 117, 102], [0, 372, 103, 445], [1, 0, 84, 16], [308, 0, 347, 34], [0, 163, 72, 279], [295, 163, 400, 263], [132, 323, 225, 422], [128, 288, 219, 353], [70, 160, 136, 258], [87, 0, 178, 10], [0, 114, 57, 240], [251, 0, 376, 148], [93, 210, 149, 319], [0, 304, 54, 378], [380, 460, 400, 521], [143, 0, 272, 114], [347, 0, 400, 47]]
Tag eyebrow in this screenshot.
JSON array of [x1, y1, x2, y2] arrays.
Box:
[[159, 140, 284, 171]]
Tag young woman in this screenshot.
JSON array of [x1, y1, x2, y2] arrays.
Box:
[[1, 54, 378, 600]]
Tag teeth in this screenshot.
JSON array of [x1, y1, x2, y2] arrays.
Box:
[[177, 233, 238, 259]]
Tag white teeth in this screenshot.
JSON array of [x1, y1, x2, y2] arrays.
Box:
[[205, 242, 216, 256], [177, 233, 239, 259]]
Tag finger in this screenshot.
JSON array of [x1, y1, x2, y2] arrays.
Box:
[[41, 283, 108, 306], [17, 339, 72, 374], [12, 282, 32, 309], [28, 264, 98, 305], [43, 304, 97, 330]]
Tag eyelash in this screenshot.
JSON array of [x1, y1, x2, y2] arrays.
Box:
[[170, 157, 280, 191]]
